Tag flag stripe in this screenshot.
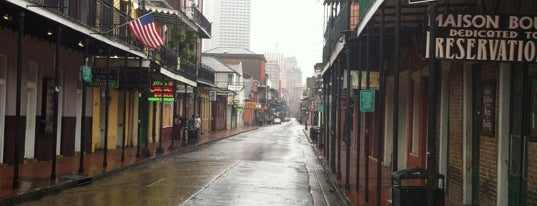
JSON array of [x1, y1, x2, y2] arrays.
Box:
[[128, 14, 163, 49]]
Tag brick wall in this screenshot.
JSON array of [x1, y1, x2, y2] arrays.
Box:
[[528, 143, 537, 205], [478, 64, 498, 205], [527, 67, 537, 204], [448, 63, 464, 201]]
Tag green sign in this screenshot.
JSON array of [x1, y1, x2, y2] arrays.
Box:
[[360, 90, 375, 112], [319, 104, 324, 113], [80, 65, 92, 83], [148, 97, 174, 102]]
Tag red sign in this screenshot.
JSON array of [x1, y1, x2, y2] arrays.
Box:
[[151, 80, 174, 98]]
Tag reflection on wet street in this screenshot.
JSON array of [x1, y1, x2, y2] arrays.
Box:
[[19, 120, 343, 206]]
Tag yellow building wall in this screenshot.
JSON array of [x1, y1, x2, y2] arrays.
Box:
[[131, 92, 139, 146], [147, 102, 162, 143], [91, 88, 119, 152], [118, 91, 136, 147]]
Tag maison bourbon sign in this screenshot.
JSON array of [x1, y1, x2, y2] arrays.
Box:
[[430, 14, 537, 63]]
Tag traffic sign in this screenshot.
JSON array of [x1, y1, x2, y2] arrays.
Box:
[[360, 90, 375, 112]]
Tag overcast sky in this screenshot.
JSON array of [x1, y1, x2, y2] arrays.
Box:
[[250, 0, 324, 84]]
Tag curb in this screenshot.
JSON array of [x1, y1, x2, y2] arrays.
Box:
[[303, 129, 351, 206], [0, 127, 259, 206]]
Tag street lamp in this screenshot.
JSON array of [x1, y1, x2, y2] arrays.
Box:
[[314, 63, 323, 76]]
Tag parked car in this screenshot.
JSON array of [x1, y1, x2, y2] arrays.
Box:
[[283, 117, 292, 122], [273, 118, 282, 124]]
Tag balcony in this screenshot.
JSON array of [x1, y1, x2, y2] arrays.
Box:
[[178, 61, 197, 82], [29, 0, 143, 51], [198, 65, 215, 86], [322, 1, 352, 63], [155, 46, 178, 73], [188, 7, 212, 38]]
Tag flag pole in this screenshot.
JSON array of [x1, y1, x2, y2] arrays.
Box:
[[102, 11, 154, 34]]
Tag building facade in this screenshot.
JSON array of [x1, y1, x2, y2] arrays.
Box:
[[202, 0, 251, 51], [319, 0, 537, 206], [0, 0, 211, 186], [204, 47, 266, 126]]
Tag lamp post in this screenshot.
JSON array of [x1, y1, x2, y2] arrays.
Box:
[[305, 88, 309, 130]]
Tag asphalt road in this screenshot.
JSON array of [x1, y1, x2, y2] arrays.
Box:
[[19, 120, 344, 206]]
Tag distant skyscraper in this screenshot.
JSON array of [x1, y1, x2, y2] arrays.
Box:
[[284, 56, 301, 89], [203, 0, 251, 51], [265, 44, 285, 89], [265, 60, 281, 89]]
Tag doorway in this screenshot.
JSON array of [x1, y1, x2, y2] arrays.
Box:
[[471, 64, 482, 206], [24, 61, 38, 159], [508, 63, 533, 206]]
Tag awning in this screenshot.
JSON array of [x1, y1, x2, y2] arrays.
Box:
[[145, 5, 199, 33], [161, 68, 197, 87], [355, 0, 384, 37]]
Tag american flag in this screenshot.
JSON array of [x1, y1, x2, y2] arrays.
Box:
[[128, 13, 164, 49]]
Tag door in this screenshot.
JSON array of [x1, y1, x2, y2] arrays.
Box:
[[117, 91, 126, 147], [24, 61, 38, 159], [509, 64, 532, 206], [99, 89, 106, 150], [407, 73, 427, 168], [138, 90, 149, 145], [471, 65, 482, 206]]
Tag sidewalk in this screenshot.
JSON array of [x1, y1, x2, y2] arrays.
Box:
[[304, 127, 461, 206], [0, 126, 258, 205]]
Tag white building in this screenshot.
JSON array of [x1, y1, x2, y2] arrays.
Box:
[[201, 56, 244, 129], [202, 0, 251, 51], [227, 63, 245, 127]]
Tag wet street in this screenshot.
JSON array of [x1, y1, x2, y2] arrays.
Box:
[[19, 120, 343, 206]]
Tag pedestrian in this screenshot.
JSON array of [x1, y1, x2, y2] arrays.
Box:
[[180, 114, 188, 144], [194, 114, 201, 143], [173, 114, 181, 141], [187, 115, 195, 143]]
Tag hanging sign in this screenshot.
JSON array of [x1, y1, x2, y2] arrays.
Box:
[[176, 84, 194, 93], [149, 80, 174, 102], [409, 0, 436, 4], [228, 84, 244, 91], [210, 91, 217, 101], [244, 102, 258, 109], [80, 65, 92, 83], [428, 14, 537, 63], [227, 93, 234, 105], [89, 69, 118, 88]]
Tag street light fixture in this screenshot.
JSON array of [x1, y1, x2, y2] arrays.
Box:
[[314, 63, 323, 76]]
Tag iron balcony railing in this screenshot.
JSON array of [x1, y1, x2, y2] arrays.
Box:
[[198, 65, 215, 85], [322, 1, 350, 63], [178, 61, 198, 81], [190, 7, 211, 38], [34, 0, 144, 50], [154, 45, 179, 72]]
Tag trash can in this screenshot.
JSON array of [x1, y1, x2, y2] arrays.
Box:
[[309, 126, 319, 142], [391, 167, 445, 206]]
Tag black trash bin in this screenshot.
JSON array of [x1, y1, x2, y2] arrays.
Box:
[[309, 126, 319, 142], [391, 167, 445, 206]]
